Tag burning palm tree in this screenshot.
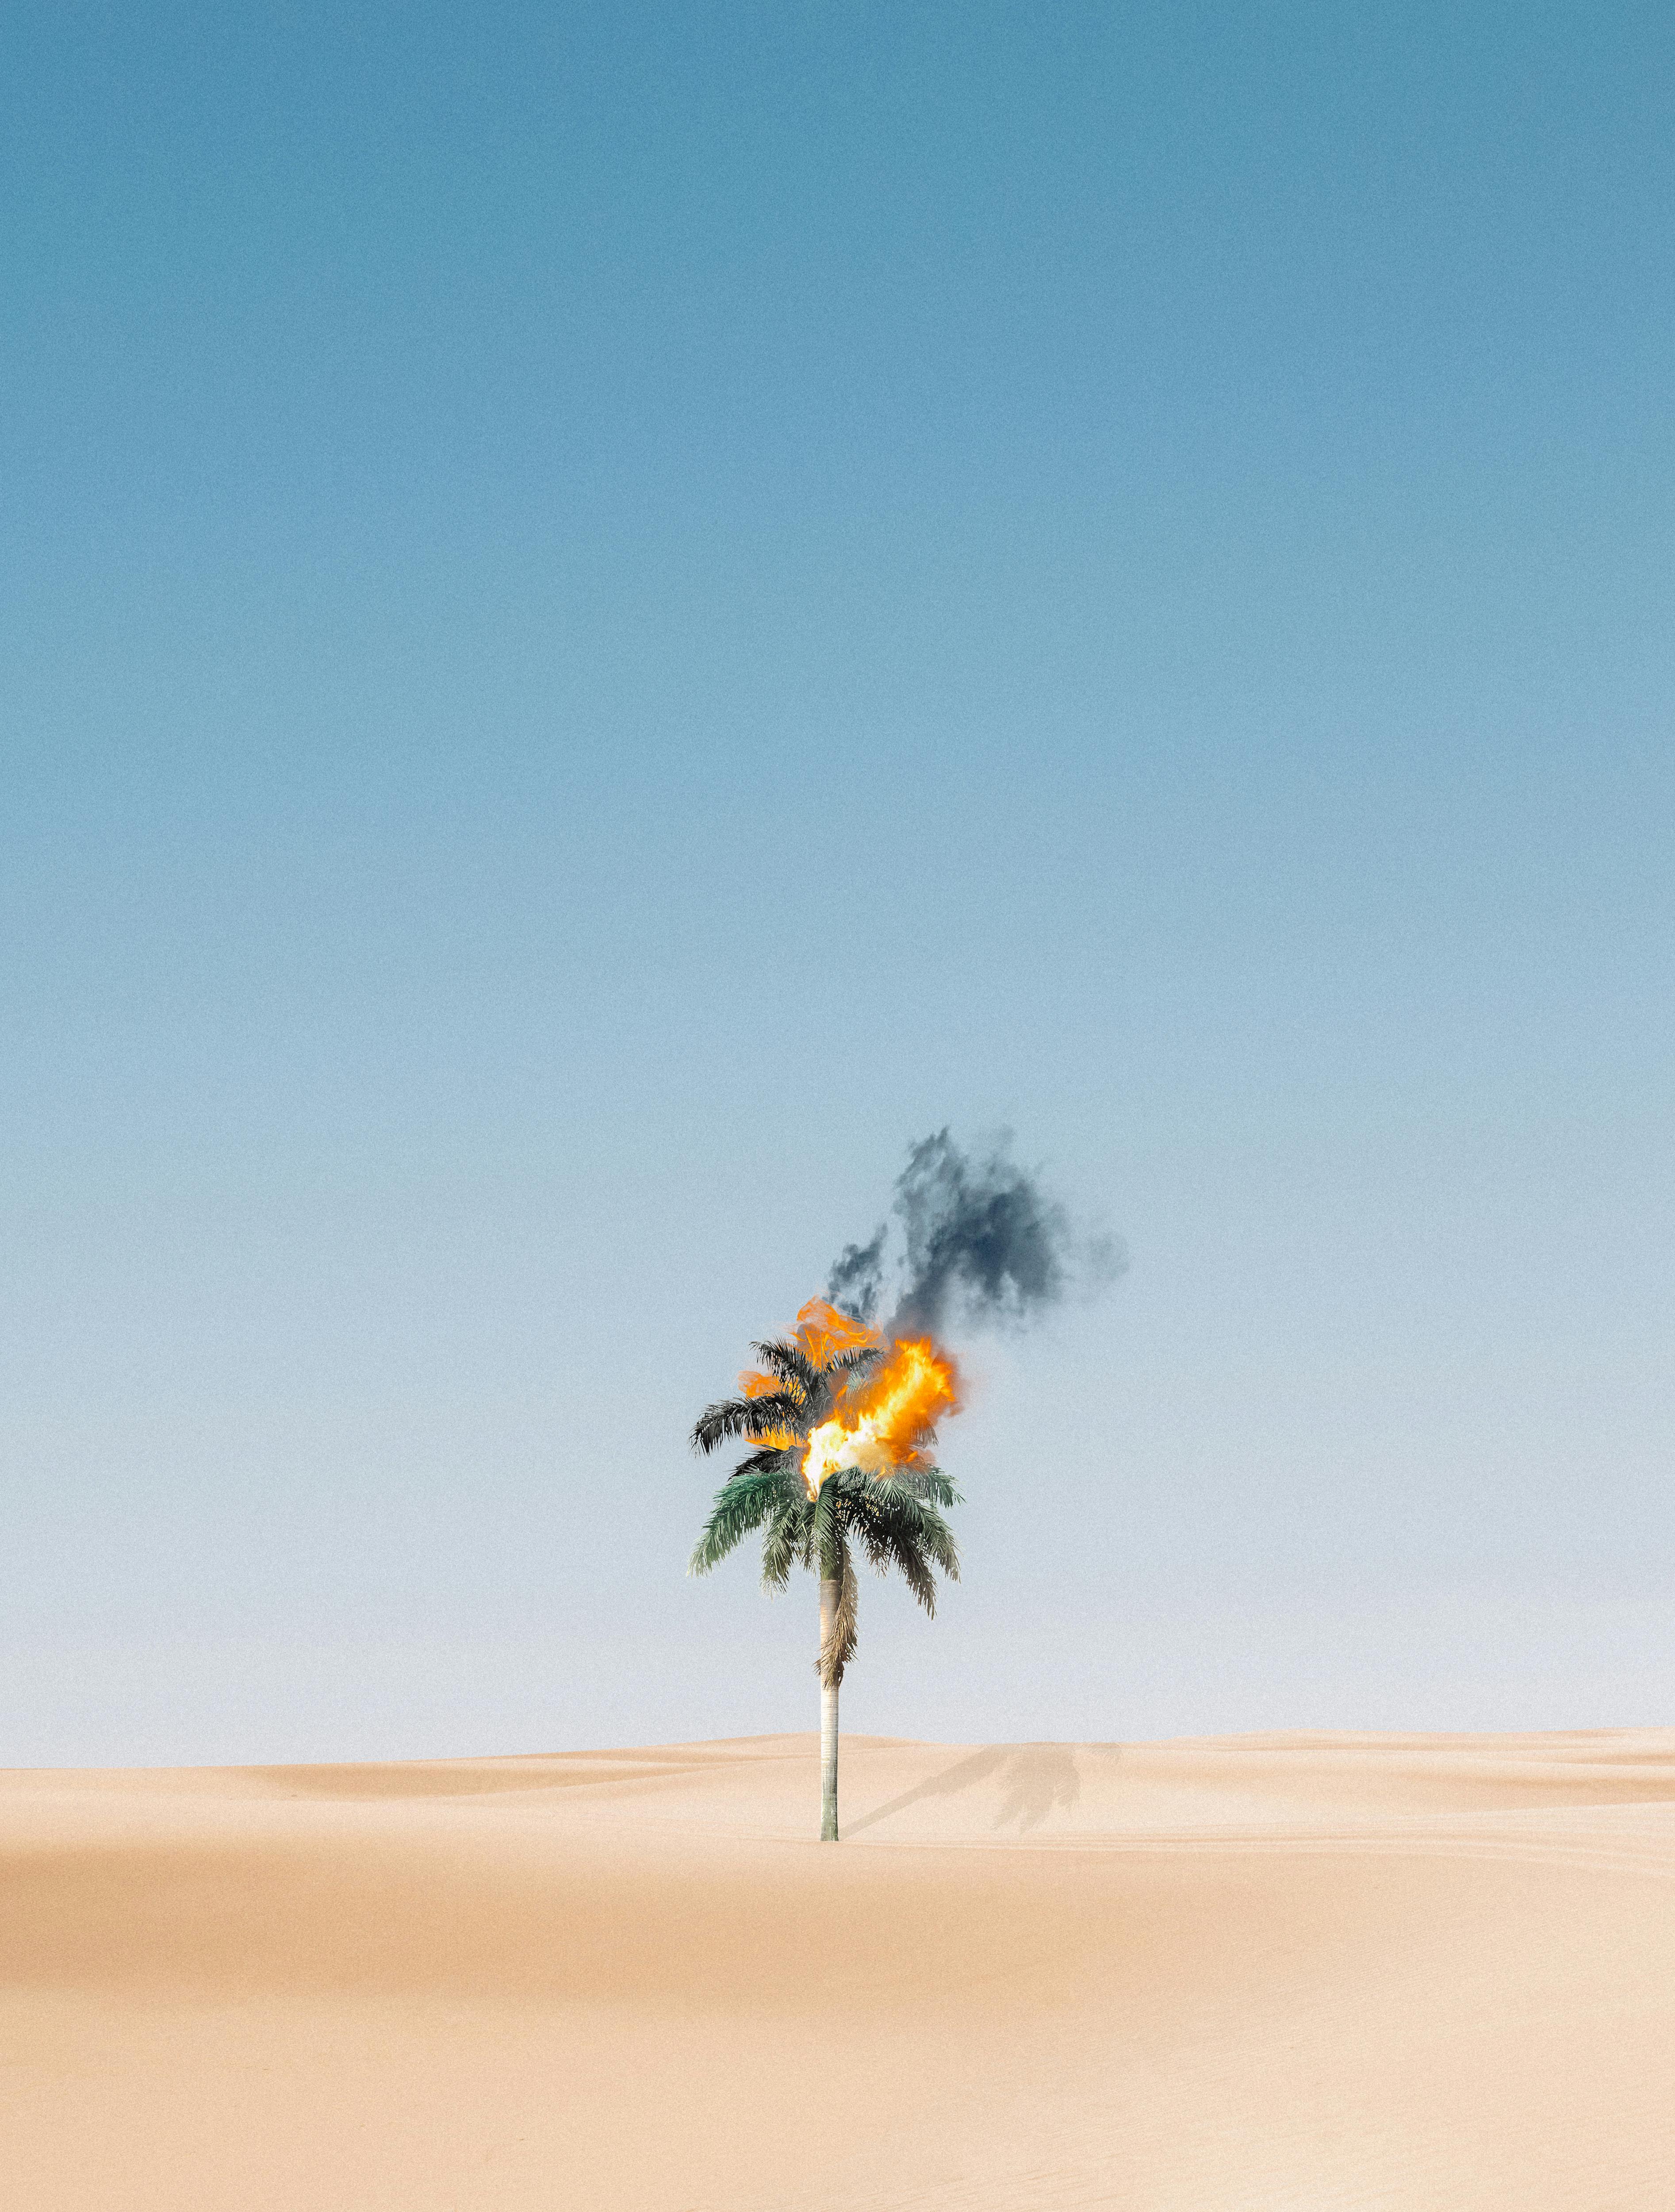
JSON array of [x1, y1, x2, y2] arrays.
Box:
[[690, 1299, 962, 1842]]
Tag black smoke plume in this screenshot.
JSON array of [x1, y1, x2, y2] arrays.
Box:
[[827, 1129, 1123, 1339]]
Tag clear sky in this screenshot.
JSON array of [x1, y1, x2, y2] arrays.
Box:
[[4, 3, 1671, 1763]]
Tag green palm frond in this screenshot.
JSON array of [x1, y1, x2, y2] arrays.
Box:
[[877, 1489, 960, 1585], [759, 1498, 804, 1592], [811, 1480, 840, 1579], [832, 1469, 959, 1612], [872, 1463, 962, 1510], [871, 1517, 939, 1613], [689, 1465, 799, 1574]]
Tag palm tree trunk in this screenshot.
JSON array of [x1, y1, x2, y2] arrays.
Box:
[[819, 1575, 840, 1841]]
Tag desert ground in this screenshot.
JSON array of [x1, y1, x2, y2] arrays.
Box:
[[3, 1729, 1672, 2209]]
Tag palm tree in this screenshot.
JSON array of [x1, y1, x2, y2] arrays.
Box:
[[690, 1303, 961, 1842]]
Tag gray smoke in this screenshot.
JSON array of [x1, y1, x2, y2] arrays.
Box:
[[827, 1129, 1123, 1339], [826, 1224, 889, 1328]]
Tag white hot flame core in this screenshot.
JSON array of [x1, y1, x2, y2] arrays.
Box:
[[797, 1339, 957, 1501]]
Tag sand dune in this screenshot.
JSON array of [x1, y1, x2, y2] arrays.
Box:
[[4, 1730, 1673, 2209]]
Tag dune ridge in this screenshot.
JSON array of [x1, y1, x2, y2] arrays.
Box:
[[3, 1729, 1672, 2208]]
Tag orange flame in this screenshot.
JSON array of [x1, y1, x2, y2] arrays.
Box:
[[732, 1299, 959, 1494], [792, 1298, 881, 1367], [735, 1299, 885, 1452], [801, 1335, 960, 1499], [736, 1361, 798, 1452]]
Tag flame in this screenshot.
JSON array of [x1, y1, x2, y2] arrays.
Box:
[[801, 1335, 960, 1500], [790, 1298, 881, 1367], [731, 1298, 959, 1495], [737, 1362, 798, 1451], [735, 1300, 884, 1453]]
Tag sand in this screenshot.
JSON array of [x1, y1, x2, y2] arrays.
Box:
[[3, 1730, 1673, 2209]]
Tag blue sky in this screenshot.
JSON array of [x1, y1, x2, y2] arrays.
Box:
[[4, 3, 1671, 1761]]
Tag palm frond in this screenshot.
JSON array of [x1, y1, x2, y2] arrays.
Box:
[[811, 1480, 840, 1581], [873, 1463, 962, 1510], [689, 1466, 798, 1575], [827, 1342, 885, 1380], [882, 1490, 960, 1585], [831, 1471, 960, 1612], [759, 1497, 809, 1592], [725, 1446, 794, 1485], [691, 1391, 807, 1455], [748, 1338, 821, 1406], [863, 1511, 939, 1613]]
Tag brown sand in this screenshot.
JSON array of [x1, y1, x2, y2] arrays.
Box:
[[3, 1729, 1673, 2208]]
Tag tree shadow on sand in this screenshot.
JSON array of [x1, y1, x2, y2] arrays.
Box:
[[846, 1743, 1090, 1839]]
